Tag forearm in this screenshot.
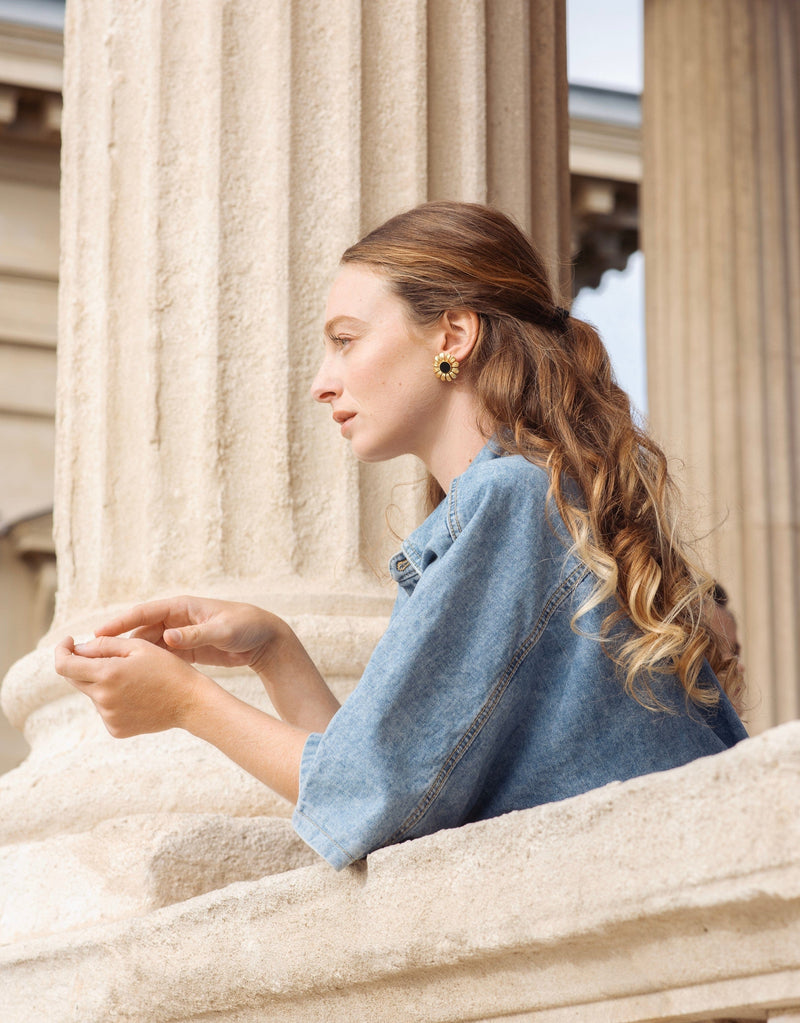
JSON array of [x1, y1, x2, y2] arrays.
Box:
[[184, 679, 310, 804], [251, 627, 341, 733]]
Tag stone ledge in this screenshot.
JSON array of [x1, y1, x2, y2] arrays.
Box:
[[0, 814, 319, 946], [1, 722, 799, 1022]]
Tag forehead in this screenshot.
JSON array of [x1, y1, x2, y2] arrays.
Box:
[[325, 264, 402, 322]]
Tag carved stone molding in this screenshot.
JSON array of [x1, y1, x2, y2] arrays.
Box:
[[571, 173, 639, 294], [0, 85, 60, 143], [0, 17, 63, 93]]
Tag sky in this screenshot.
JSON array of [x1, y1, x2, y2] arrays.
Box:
[[0, 0, 65, 30], [567, 0, 643, 92], [567, 0, 646, 413]]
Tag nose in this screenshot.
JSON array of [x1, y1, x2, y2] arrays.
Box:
[[310, 355, 341, 405]]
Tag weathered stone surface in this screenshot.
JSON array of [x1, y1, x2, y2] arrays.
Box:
[[0, 814, 318, 946], [1, 723, 799, 1022]]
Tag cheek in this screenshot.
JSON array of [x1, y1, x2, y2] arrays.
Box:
[[389, 378, 440, 424], [351, 340, 436, 414]]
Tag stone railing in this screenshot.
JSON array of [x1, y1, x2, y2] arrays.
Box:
[[2, 718, 798, 1022]]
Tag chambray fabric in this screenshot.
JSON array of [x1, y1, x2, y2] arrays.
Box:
[[292, 444, 747, 870]]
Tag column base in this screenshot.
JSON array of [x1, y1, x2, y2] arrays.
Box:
[[0, 609, 388, 844]]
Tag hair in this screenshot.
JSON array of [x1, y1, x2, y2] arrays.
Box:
[[341, 200, 744, 716]]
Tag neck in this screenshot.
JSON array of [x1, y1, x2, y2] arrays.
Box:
[[417, 392, 490, 493]]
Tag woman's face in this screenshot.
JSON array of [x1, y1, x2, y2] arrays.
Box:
[[311, 264, 446, 463]]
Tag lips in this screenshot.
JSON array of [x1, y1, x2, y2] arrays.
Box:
[[332, 410, 356, 426]]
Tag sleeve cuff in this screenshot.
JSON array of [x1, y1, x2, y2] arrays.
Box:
[[291, 732, 360, 870], [291, 806, 359, 870]]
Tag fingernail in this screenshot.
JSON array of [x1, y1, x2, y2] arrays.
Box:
[[164, 629, 180, 644], [74, 643, 88, 652]]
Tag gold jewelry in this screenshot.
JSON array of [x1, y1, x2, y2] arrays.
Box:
[[433, 352, 460, 381]]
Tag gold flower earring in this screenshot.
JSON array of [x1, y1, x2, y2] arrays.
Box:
[[433, 352, 460, 382]]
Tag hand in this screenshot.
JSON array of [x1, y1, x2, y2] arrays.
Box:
[[94, 595, 287, 671], [54, 635, 215, 738], [93, 594, 340, 734]]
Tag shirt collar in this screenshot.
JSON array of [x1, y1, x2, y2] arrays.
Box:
[[389, 440, 502, 582]]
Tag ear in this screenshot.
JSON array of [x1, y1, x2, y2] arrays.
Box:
[[438, 308, 480, 361]]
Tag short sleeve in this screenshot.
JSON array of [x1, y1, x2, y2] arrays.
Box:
[[292, 459, 576, 869]]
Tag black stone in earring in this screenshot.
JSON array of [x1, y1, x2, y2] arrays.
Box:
[[433, 352, 460, 381]]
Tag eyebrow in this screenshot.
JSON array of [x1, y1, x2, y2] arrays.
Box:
[[324, 316, 365, 339]]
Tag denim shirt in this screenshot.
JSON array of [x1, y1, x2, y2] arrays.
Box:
[[292, 444, 747, 869]]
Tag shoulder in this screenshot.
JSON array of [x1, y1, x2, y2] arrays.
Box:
[[447, 452, 551, 540]]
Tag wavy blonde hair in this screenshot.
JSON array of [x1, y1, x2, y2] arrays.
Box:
[[342, 201, 744, 715]]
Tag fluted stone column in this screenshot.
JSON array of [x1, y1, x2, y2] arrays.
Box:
[[643, 0, 800, 734], [0, 0, 569, 946]]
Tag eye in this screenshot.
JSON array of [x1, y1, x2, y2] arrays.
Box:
[[329, 335, 353, 349]]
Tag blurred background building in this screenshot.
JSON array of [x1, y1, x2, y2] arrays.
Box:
[[0, 0, 62, 772]]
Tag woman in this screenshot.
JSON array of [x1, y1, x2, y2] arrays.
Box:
[[55, 201, 747, 870]]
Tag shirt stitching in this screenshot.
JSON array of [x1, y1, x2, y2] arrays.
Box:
[[402, 541, 423, 577], [386, 562, 590, 844], [447, 478, 463, 539], [294, 807, 358, 865]]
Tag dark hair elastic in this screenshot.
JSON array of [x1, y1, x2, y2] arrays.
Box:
[[554, 306, 570, 324]]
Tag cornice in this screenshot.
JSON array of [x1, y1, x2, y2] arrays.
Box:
[[569, 116, 641, 182], [0, 18, 62, 92]]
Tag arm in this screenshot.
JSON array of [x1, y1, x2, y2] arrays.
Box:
[[179, 677, 310, 803], [249, 627, 341, 734], [54, 634, 310, 804]]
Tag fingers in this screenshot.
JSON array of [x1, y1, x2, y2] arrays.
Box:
[[54, 635, 134, 685], [94, 598, 191, 638], [130, 624, 169, 646], [163, 615, 238, 651], [54, 636, 82, 678], [163, 625, 205, 649], [88, 596, 256, 667], [54, 635, 75, 669], [73, 635, 135, 658], [54, 635, 100, 685]]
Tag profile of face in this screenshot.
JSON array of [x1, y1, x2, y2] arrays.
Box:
[[311, 264, 460, 464]]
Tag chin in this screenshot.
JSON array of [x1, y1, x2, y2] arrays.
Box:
[[349, 447, 390, 464], [348, 439, 406, 464]]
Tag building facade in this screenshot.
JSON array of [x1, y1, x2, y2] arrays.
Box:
[[0, 2, 61, 773]]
